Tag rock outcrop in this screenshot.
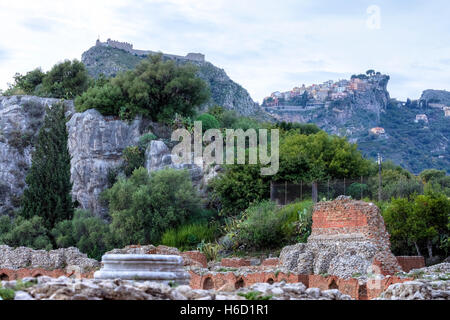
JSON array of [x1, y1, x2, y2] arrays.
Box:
[[0, 97, 216, 216], [67, 109, 145, 216], [145, 140, 221, 195], [0, 96, 73, 214], [280, 197, 402, 279]]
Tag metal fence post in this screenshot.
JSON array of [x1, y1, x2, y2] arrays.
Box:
[[343, 178, 346, 196], [360, 176, 363, 200], [327, 179, 330, 200], [300, 180, 303, 201], [284, 181, 287, 205]]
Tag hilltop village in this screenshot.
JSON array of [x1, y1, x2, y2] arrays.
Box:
[[262, 71, 386, 109]]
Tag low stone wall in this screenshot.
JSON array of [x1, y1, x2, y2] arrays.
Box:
[[0, 268, 95, 281], [396, 256, 425, 272]]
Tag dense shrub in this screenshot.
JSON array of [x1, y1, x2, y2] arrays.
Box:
[[75, 54, 210, 121], [103, 167, 201, 247], [0, 216, 52, 250], [277, 200, 313, 243], [210, 163, 270, 216], [9, 68, 45, 95], [161, 223, 219, 251], [196, 113, 220, 132], [52, 210, 112, 260], [235, 201, 288, 250], [122, 146, 145, 176]]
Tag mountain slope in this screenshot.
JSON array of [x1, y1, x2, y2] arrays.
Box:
[[265, 75, 449, 174], [81, 45, 269, 120]]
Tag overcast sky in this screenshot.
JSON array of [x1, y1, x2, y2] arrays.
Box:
[[0, 0, 449, 103]]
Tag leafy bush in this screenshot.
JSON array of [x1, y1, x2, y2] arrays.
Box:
[[138, 133, 157, 150], [196, 113, 220, 132], [197, 241, 221, 261], [278, 200, 313, 243], [51, 210, 112, 260], [75, 54, 210, 121], [236, 201, 289, 250], [9, 68, 45, 95], [0, 287, 15, 300], [103, 167, 201, 247], [0, 216, 52, 250], [161, 223, 219, 251], [210, 163, 270, 216], [122, 146, 145, 176]]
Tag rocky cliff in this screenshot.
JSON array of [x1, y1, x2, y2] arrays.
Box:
[[266, 76, 449, 174], [420, 89, 450, 106], [0, 96, 73, 214], [269, 74, 390, 137], [81, 45, 270, 120], [0, 96, 217, 216]]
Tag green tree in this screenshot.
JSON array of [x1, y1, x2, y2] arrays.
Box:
[[11, 68, 45, 94], [410, 192, 450, 259], [275, 131, 370, 182], [383, 198, 416, 255], [210, 162, 269, 216], [383, 192, 450, 257], [21, 102, 74, 231], [41, 60, 89, 99], [76, 54, 210, 121], [103, 168, 200, 247]]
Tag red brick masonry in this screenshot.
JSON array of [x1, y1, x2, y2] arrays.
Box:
[[396, 256, 425, 272], [221, 258, 251, 268], [189, 270, 413, 300]]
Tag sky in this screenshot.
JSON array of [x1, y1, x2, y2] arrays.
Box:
[[0, 0, 449, 103]]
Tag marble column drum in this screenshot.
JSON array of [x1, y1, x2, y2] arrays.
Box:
[[94, 254, 190, 285]]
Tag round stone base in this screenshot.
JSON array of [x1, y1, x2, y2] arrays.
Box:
[[94, 254, 190, 285]]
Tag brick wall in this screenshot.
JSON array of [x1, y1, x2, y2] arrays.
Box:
[[396, 256, 425, 272], [310, 199, 402, 275]]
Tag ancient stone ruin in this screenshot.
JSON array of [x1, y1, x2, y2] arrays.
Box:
[[94, 254, 190, 285], [280, 196, 402, 278]]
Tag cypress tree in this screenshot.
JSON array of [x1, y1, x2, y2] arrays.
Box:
[[21, 101, 74, 230]]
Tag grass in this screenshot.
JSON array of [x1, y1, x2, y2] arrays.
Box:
[[0, 279, 36, 300], [161, 223, 218, 251], [0, 287, 15, 300], [216, 267, 238, 273], [238, 291, 273, 301]]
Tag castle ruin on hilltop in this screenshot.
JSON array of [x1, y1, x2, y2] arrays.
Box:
[[95, 38, 205, 63]]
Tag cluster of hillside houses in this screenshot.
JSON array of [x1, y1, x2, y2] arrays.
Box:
[[263, 75, 377, 107]]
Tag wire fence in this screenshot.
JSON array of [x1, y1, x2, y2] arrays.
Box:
[[270, 177, 374, 205]]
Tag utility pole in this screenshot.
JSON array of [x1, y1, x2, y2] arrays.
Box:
[[378, 153, 382, 202]]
